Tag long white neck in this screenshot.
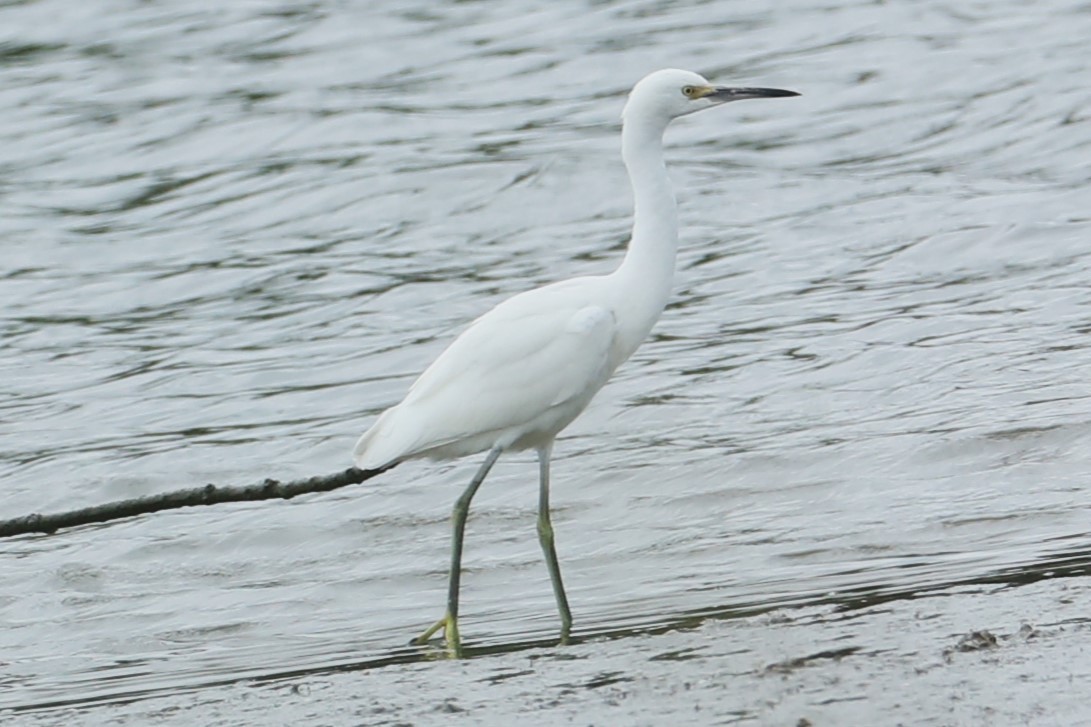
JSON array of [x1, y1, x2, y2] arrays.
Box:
[[610, 114, 678, 353]]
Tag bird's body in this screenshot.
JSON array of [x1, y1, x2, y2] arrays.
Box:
[[355, 278, 619, 465], [353, 69, 798, 655], [354, 266, 669, 468]]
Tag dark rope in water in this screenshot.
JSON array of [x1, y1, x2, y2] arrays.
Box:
[[0, 465, 395, 539]]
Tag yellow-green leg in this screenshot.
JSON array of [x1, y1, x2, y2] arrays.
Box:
[[412, 445, 502, 656], [536, 443, 572, 641]]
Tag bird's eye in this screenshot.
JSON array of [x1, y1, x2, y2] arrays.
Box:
[[682, 85, 696, 98]]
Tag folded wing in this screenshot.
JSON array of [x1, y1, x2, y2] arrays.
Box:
[[354, 284, 618, 468]]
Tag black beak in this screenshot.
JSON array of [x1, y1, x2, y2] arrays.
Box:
[[709, 86, 800, 102]]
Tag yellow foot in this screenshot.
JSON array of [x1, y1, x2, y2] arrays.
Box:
[[411, 612, 462, 657]]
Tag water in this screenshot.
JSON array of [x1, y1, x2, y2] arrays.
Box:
[[2, 0, 1090, 719]]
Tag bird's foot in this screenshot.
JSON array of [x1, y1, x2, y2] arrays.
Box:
[[411, 612, 462, 657]]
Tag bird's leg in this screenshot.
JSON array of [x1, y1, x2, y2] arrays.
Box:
[[536, 443, 573, 642], [413, 445, 502, 656]]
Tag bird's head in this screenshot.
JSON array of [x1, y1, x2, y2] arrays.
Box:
[[622, 68, 799, 125]]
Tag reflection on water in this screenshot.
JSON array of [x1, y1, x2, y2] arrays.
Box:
[[2, 0, 1090, 714]]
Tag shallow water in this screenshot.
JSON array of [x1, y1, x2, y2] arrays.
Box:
[[2, 0, 1090, 718]]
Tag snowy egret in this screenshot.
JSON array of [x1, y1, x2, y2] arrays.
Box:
[[354, 69, 798, 655]]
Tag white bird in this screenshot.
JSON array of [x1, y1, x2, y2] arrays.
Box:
[[353, 68, 798, 655]]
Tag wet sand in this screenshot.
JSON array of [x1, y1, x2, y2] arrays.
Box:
[[11, 572, 1088, 726]]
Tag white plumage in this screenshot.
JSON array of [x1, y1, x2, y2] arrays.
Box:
[[354, 279, 619, 467], [352, 69, 798, 655]]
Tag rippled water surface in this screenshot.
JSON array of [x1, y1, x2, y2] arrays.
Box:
[[2, 0, 1090, 715]]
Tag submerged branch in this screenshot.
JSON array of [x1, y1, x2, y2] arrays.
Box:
[[0, 465, 394, 539]]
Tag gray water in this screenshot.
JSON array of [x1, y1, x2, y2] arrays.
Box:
[[2, 0, 1090, 720]]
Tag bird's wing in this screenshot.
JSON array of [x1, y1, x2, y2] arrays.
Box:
[[356, 286, 618, 466]]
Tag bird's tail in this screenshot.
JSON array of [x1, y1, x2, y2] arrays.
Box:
[[353, 407, 417, 470]]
